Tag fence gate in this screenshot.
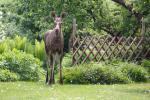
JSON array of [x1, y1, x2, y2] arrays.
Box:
[[72, 35, 150, 65]]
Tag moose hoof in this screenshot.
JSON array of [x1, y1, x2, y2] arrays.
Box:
[[46, 81, 49, 85], [59, 80, 63, 85], [48, 80, 53, 85]]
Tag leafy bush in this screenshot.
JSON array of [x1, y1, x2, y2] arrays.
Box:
[[106, 60, 149, 81], [0, 35, 46, 61], [141, 59, 150, 74], [63, 62, 149, 84], [63, 63, 130, 84], [121, 63, 149, 82], [0, 49, 44, 81], [0, 69, 19, 82], [14, 35, 27, 51], [0, 36, 30, 53], [62, 53, 72, 67], [34, 40, 46, 61]]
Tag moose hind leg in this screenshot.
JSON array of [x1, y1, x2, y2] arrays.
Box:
[[46, 70, 48, 84], [46, 58, 50, 84], [59, 57, 63, 84]]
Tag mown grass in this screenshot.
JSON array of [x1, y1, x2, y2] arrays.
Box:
[[0, 82, 150, 100]]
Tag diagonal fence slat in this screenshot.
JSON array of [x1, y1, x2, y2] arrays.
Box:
[[98, 36, 116, 62], [107, 36, 124, 60], [81, 37, 100, 63], [122, 37, 137, 59], [114, 36, 131, 59], [127, 37, 144, 61], [72, 35, 150, 65], [93, 35, 110, 61], [73, 36, 95, 64]]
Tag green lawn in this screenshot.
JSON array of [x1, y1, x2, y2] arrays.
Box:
[[0, 82, 150, 100]]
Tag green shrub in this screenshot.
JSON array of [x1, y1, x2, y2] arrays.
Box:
[[121, 64, 149, 82], [0, 69, 19, 82], [106, 60, 149, 82], [62, 53, 72, 67], [14, 36, 27, 51], [0, 42, 7, 54], [63, 62, 149, 84], [107, 60, 148, 82], [24, 42, 34, 55], [0, 35, 46, 61], [34, 40, 46, 61], [63, 63, 130, 84], [0, 36, 30, 53], [0, 38, 14, 53], [142, 59, 150, 74], [0, 49, 44, 81]]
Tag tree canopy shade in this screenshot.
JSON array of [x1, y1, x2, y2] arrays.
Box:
[[111, 0, 150, 36], [1, 0, 150, 40]]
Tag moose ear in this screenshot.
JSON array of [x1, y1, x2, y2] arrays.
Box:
[[61, 12, 67, 18], [51, 11, 56, 18]]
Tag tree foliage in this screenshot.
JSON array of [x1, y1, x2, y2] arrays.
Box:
[[1, 0, 150, 40]]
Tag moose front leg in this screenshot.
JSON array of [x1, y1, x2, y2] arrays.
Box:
[[49, 56, 55, 84], [49, 63, 54, 84]]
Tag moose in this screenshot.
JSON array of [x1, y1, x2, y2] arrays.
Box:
[[44, 11, 66, 85]]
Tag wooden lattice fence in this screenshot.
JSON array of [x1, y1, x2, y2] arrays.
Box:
[[72, 35, 150, 65]]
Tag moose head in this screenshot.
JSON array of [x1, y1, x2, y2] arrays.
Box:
[[51, 11, 66, 34]]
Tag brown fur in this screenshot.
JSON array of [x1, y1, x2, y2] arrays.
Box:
[[44, 30, 64, 55], [44, 12, 66, 85]]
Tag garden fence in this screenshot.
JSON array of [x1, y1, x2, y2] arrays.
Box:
[[72, 35, 150, 65]]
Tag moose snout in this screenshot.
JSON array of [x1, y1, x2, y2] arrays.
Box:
[[54, 24, 60, 33], [55, 28, 60, 33]]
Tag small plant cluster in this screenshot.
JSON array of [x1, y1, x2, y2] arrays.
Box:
[[142, 59, 150, 75], [63, 61, 149, 84], [0, 49, 44, 82], [62, 53, 72, 67], [0, 35, 46, 61]]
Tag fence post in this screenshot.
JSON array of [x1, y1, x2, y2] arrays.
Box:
[[141, 17, 145, 37], [70, 18, 77, 65], [69, 18, 76, 50], [141, 17, 150, 58], [72, 18, 77, 65]]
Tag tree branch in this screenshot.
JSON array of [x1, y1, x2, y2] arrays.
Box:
[[87, 7, 122, 36], [112, 0, 143, 22]]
